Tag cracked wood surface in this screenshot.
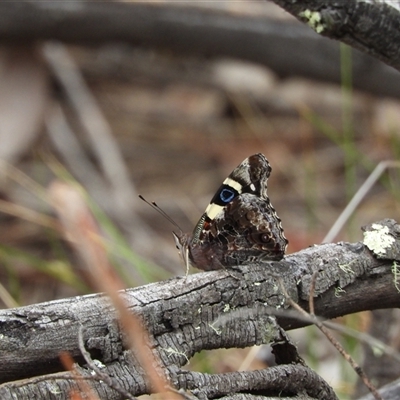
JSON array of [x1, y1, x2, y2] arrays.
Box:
[[271, 0, 400, 71], [0, 219, 399, 398]]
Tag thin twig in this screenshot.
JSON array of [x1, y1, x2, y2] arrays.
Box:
[[49, 181, 182, 399], [0, 159, 50, 204], [0, 198, 59, 231], [279, 279, 383, 400], [77, 326, 137, 400], [42, 42, 140, 226], [0, 280, 19, 309], [323, 160, 400, 242], [59, 351, 100, 400], [45, 104, 109, 208]]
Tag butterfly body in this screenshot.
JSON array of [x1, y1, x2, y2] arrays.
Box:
[[173, 153, 287, 271]]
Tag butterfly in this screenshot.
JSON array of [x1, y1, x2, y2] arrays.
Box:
[[170, 153, 288, 272]]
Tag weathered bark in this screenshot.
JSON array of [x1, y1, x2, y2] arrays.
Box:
[[0, 2, 399, 99], [0, 219, 399, 399], [271, 0, 400, 71]]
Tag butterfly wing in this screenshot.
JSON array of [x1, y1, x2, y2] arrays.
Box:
[[211, 193, 287, 265], [189, 153, 287, 270]]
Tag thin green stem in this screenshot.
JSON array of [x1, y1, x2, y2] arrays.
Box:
[[340, 44, 356, 205]]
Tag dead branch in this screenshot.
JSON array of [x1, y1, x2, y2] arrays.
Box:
[[270, 0, 400, 71], [0, 219, 399, 399], [0, 2, 399, 98]]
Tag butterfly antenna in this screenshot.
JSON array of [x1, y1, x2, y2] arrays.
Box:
[[138, 195, 183, 233]]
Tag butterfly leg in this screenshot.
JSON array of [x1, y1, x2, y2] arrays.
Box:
[[224, 268, 240, 280], [185, 259, 190, 278]]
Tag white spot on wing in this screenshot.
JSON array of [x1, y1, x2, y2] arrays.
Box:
[[205, 203, 224, 219], [223, 177, 242, 193]]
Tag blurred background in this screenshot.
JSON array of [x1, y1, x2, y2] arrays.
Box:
[[0, 1, 400, 398]]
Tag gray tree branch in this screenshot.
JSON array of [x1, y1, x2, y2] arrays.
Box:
[[0, 2, 399, 98], [270, 0, 400, 70], [0, 219, 399, 399]]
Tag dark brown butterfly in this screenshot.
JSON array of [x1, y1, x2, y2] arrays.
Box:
[[171, 153, 288, 272]]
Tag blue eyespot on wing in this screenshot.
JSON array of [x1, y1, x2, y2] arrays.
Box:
[[208, 184, 240, 207], [220, 188, 235, 203]]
